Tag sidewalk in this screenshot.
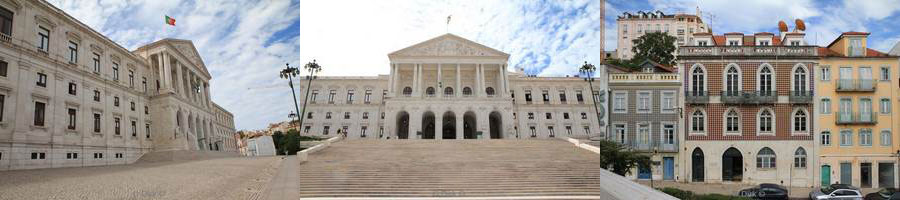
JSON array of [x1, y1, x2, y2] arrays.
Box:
[[634, 180, 879, 199], [265, 155, 299, 200]]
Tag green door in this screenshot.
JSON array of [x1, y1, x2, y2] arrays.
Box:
[[822, 165, 831, 186]]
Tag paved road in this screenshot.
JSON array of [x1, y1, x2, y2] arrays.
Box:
[[264, 155, 299, 200], [0, 156, 281, 200]]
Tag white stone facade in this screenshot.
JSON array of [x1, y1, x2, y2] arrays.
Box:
[[298, 34, 609, 141], [616, 10, 709, 60], [0, 0, 236, 170]]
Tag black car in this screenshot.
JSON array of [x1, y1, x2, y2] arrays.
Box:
[[865, 188, 899, 200], [737, 183, 789, 200]]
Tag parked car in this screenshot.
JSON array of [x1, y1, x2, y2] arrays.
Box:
[[865, 188, 899, 200], [810, 184, 863, 200], [737, 183, 789, 200]]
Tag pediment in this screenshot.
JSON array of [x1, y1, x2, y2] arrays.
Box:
[[167, 40, 210, 78], [389, 34, 509, 58]]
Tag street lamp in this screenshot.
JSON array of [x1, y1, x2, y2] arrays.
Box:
[[297, 60, 322, 133], [579, 61, 604, 140], [288, 111, 297, 125], [279, 63, 302, 131]]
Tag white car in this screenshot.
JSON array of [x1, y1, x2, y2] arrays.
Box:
[[809, 184, 863, 200]]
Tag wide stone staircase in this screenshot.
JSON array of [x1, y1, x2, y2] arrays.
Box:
[[298, 139, 624, 198]]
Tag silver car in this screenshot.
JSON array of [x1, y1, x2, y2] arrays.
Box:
[[809, 184, 863, 200]]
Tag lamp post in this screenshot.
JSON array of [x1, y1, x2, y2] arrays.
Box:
[[288, 112, 298, 126], [279, 63, 302, 131], [297, 60, 322, 132], [579, 61, 604, 139]]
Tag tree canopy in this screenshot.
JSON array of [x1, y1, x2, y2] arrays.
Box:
[[630, 32, 678, 67], [594, 140, 650, 176]]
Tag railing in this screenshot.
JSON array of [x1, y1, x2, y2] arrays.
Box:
[[0, 32, 11, 43], [720, 91, 777, 104], [609, 73, 679, 82], [627, 140, 679, 153], [789, 91, 813, 104], [836, 112, 877, 124], [678, 46, 818, 57], [684, 91, 709, 104], [837, 79, 875, 92]]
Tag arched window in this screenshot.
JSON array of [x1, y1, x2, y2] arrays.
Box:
[[444, 87, 454, 95], [485, 87, 495, 96], [756, 147, 776, 168], [793, 109, 808, 132], [758, 108, 774, 133], [402, 87, 412, 96], [426, 87, 435, 96], [691, 66, 705, 94], [793, 66, 808, 94], [725, 108, 740, 133], [725, 65, 740, 96], [691, 109, 705, 132], [463, 87, 472, 96], [758, 65, 773, 96], [793, 147, 807, 168]]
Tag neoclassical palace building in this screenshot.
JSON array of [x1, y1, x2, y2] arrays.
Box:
[[0, 0, 236, 170], [299, 34, 609, 140]]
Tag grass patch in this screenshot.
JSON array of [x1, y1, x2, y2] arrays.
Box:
[[658, 187, 751, 200]]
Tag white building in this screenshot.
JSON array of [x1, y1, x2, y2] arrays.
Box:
[[298, 34, 609, 141], [0, 0, 236, 170], [616, 10, 710, 60], [246, 135, 275, 156]]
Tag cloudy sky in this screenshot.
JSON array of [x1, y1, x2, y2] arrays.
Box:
[[47, 0, 301, 131], [605, 0, 900, 52]]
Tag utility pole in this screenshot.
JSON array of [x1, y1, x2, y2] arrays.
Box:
[[579, 61, 604, 139], [297, 60, 322, 132], [279, 63, 301, 127]]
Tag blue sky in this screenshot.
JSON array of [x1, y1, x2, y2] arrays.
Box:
[[605, 0, 900, 51], [47, 0, 301, 131]]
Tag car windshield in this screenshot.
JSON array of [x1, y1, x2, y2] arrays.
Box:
[[821, 185, 836, 194]]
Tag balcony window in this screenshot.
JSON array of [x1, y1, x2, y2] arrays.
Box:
[[691, 66, 705, 92], [637, 123, 650, 146], [793, 66, 807, 92], [614, 124, 626, 143], [346, 90, 354, 104], [724, 66, 740, 96], [758, 65, 773, 95], [0, 6, 11, 38]]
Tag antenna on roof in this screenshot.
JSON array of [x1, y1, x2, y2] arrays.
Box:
[[705, 12, 716, 32]]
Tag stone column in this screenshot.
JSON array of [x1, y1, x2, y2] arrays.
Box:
[[436, 113, 443, 140], [456, 112, 463, 140], [163, 53, 174, 94], [418, 64, 423, 97], [388, 63, 395, 93], [412, 64, 418, 96], [173, 59, 183, 96], [456, 64, 461, 97], [437, 63, 442, 97], [501, 64, 508, 95]]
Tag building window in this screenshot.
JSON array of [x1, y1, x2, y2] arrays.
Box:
[[130, 102, 135, 111], [0, 6, 11, 37], [637, 91, 650, 113], [360, 126, 367, 137], [93, 90, 100, 102], [614, 124, 626, 143], [558, 90, 566, 102], [524, 90, 532, 102], [660, 91, 675, 113], [849, 38, 863, 56], [820, 66, 830, 81], [882, 130, 892, 146], [758, 65, 773, 95], [306, 112, 313, 119], [145, 106, 149, 115], [541, 90, 550, 102], [343, 112, 350, 119], [793, 148, 807, 168], [527, 112, 534, 120], [380, 112, 385, 119], [637, 123, 650, 145], [114, 117, 121, 135], [114, 97, 119, 107], [36, 72, 47, 87], [325, 112, 332, 119], [548, 126, 555, 137], [821, 99, 831, 114], [142, 77, 147, 92], [362, 112, 369, 119], [0, 60, 7, 77], [128, 70, 134, 87], [31, 152, 46, 160], [146, 124, 151, 138], [861, 98, 873, 121], [881, 98, 891, 114], [613, 91, 627, 113], [565, 126, 572, 135], [37, 26, 49, 52], [793, 66, 807, 92], [691, 109, 705, 133], [662, 124, 675, 144], [691, 66, 705, 92], [725, 108, 740, 133], [697, 41, 708, 46], [821, 131, 831, 146], [581, 112, 587, 119], [68, 41, 78, 63], [758, 108, 774, 134], [402, 87, 412, 96], [364, 90, 371, 103], [860, 129, 872, 146], [463, 87, 472, 96], [756, 147, 776, 168], [93, 113, 101, 133], [92, 53, 101, 73], [68, 82, 77, 95], [131, 121, 137, 137], [563, 112, 570, 119], [112, 62, 119, 80], [724, 65, 740, 95], [576, 90, 584, 103], [444, 87, 453, 96], [793, 109, 808, 133], [0, 95, 4, 122], [881, 67, 890, 81], [346, 90, 354, 104], [583, 126, 591, 135], [486, 87, 495, 96], [545, 112, 552, 119], [529, 126, 536, 138], [67, 108, 77, 130], [841, 130, 852, 146], [33, 102, 45, 126]]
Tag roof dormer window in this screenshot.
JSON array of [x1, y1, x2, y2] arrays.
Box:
[[698, 41, 708, 46], [728, 40, 740, 46], [849, 38, 863, 57], [759, 40, 770, 46]]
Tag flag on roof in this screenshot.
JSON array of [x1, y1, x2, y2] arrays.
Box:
[[165, 15, 176, 26]]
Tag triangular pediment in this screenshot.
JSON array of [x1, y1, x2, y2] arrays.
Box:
[[389, 34, 509, 58], [168, 40, 210, 78]]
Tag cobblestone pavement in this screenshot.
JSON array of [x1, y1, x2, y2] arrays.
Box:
[[0, 156, 282, 200], [635, 180, 882, 199]]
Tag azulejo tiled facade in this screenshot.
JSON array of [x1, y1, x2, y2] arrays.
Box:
[[0, 0, 236, 171], [298, 34, 609, 141]]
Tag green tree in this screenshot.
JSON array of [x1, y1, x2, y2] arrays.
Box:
[[631, 32, 678, 66], [595, 140, 650, 176], [281, 129, 302, 155], [272, 131, 284, 155]]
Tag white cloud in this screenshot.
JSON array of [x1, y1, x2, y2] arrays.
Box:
[[48, 0, 301, 130]]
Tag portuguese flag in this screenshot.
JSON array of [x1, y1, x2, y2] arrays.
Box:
[[165, 15, 176, 26]]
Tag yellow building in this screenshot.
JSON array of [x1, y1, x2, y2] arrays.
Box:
[[816, 32, 900, 188]]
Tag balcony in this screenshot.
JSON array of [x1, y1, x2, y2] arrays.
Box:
[[719, 91, 776, 104], [837, 79, 875, 92], [836, 112, 877, 125], [789, 91, 813, 104], [684, 91, 709, 104], [678, 46, 818, 57], [609, 73, 679, 83], [628, 140, 679, 153], [0, 32, 10, 43]]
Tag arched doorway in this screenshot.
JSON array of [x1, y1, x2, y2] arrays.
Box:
[[396, 111, 409, 139], [489, 111, 502, 139], [722, 147, 743, 182], [422, 111, 435, 139], [692, 147, 705, 182], [442, 111, 456, 139], [463, 111, 477, 139]]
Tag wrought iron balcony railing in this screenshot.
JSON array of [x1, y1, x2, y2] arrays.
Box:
[[836, 111, 877, 124], [684, 91, 708, 104], [837, 79, 875, 92], [720, 90, 777, 104], [789, 91, 814, 104]]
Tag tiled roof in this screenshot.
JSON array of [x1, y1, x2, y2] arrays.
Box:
[[818, 47, 896, 58]]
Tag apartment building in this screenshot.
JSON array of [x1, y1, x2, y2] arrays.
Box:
[[616, 10, 710, 59]]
